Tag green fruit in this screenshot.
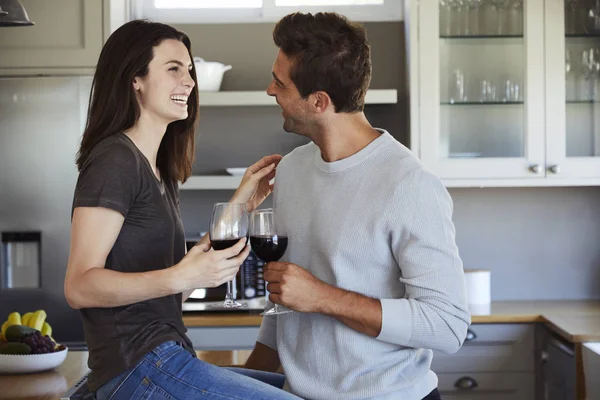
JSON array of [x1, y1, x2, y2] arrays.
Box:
[[0, 342, 31, 355], [5, 324, 37, 343]]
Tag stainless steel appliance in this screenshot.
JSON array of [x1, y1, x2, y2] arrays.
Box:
[[1, 231, 41, 289]]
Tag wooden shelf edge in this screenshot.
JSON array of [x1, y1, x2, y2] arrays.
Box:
[[199, 89, 398, 106]]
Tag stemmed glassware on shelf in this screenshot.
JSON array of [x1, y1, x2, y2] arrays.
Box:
[[490, 0, 510, 35], [580, 48, 600, 101], [508, 0, 523, 36], [463, 0, 484, 35], [566, 0, 580, 35]]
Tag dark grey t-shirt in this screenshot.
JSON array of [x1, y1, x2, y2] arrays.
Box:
[[72, 133, 194, 391]]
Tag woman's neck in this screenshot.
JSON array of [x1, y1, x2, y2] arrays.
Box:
[[124, 113, 168, 179]]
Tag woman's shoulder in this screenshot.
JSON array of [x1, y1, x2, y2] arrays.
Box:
[[84, 133, 141, 171]]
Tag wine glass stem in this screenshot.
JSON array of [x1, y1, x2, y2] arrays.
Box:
[[226, 281, 234, 301]]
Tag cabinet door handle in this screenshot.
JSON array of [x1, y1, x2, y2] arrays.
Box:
[[454, 376, 478, 390], [465, 329, 477, 341], [548, 164, 561, 174], [529, 164, 542, 174], [540, 350, 549, 363]]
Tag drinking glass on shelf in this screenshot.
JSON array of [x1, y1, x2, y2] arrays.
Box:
[[463, 0, 483, 35], [209, 202, 248, 309], [449, 69, 467, 103], [250, 208, 292, 316], [439, 0, 453, 36], [480, 80, 497, 102], [503, 79, 520, 102], [566, 0, 580, 34], [508, 0, 523, 35], [490, 0, 510, 35]]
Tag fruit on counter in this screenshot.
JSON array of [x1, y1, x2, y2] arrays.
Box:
[[0, 321, 8, 337], [7, 312, 21, 327], [0, 310, 63, 353], [28, 310, 46, 331], [0, 342, 31, 355], [5, 325, 37, 343], [21, 331, 57, 354], [21, 312, 33, 327], [41, 322, 52, 337], [3, 326, 63, 354]]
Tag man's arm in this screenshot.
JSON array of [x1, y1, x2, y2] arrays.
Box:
[[265, 264, 382, 338], [265, 170, 470, 354]]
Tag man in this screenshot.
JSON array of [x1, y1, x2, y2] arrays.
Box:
[[244, 12, 471, 400]]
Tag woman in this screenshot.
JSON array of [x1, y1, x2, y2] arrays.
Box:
[[64, 20, 299, 400]]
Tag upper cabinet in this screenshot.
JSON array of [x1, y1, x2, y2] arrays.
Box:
[[405, 0, 600, 186], [0, 0, 104, 75]]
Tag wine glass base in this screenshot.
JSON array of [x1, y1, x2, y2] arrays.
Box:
[[261, 306, 293, 316], [211, 299, 246, 309]]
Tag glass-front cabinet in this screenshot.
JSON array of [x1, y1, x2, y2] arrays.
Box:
[[406, 0, 600, 184]]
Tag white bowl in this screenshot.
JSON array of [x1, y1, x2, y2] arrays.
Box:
[[226, 168, 247, 176], [0, 347, 68, 374]]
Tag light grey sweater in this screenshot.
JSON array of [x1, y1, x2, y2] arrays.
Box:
[[257, 130, 471, 400]]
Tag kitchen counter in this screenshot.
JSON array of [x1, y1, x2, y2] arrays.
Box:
[[182, 300, 600, 342], [0, 349, 252, 400]]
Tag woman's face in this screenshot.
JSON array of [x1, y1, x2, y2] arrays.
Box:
[[133, 39, 195, 125]]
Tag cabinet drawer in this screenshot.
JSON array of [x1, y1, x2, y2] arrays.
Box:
[[431, 324, 535, 373], [438, 372, 535, 400]]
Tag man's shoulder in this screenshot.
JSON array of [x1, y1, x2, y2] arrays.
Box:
[[374, 134, 445, 191], [278, 141, 316, 169]]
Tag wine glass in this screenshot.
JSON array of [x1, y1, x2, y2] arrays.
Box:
[[249, 208, 292, 316], [209, 202, 248, 309], [490, 0, 509, 35]]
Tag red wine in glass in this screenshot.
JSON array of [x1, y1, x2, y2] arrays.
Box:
[[209, 202, 248, 309], [249, 209, 292, 315], [249, 235, 288, 262]]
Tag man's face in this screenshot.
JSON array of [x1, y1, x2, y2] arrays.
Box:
[[266, 50, 313, 135]]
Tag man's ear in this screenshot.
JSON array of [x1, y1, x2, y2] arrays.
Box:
[[312, 91, 332, 113]]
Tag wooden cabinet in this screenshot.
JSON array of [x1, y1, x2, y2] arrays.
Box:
[[405, 0, 600, 187], [0, 0, 104, 75]]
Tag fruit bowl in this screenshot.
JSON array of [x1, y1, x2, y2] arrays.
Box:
[[0, 347, 68, 374]]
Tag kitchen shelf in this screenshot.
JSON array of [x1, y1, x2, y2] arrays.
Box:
[[566, 100, 600, 104], [440, 34, 524, 39], [565, 34, 600, 38], [441, 101, 524, 105], [181, 176, 242, 190], [198, 89, 397, 106]]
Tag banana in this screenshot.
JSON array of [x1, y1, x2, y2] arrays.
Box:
[[7, 312, 21, 327], [28, 310, 46, 332], [1, 321, 9, 336], [21, 312, 33, 327], [41, 322, 52, 337]]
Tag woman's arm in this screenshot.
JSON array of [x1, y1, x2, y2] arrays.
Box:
[[65, 208, 248, 309]]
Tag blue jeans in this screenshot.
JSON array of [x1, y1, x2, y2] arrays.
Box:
[[95, 341, 301, 400]]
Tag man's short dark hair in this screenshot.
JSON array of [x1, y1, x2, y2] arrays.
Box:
[[273, 12, 372, 113]]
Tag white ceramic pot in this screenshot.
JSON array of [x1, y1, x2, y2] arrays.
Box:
[[193, 57, 232, 92]]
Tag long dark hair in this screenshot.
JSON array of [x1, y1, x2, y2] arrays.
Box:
[[76, 19, 199, 183], [273, 12, 371, 113]]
